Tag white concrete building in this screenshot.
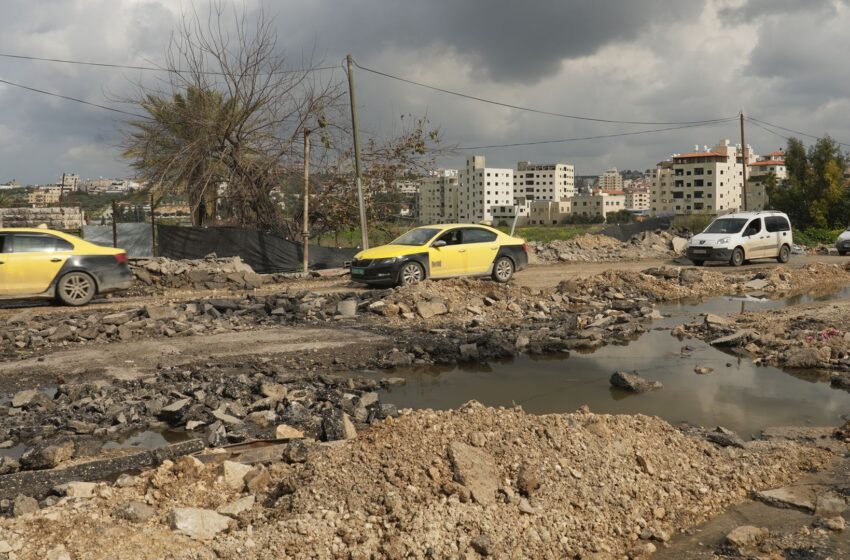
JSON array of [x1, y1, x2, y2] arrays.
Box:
[[651, 139, 758, 216], [625, 188, 650, 211], [572, 191, 625, 219], [58, 173, 80, 194], [458, 155, 514, 224], [597, 168, 623, 192], [529, 200, 572, 225], [417, 169, 459, 224], [514, 161, 576, 204]]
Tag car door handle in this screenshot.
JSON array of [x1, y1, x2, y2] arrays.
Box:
[[50, 258, 62, 262]]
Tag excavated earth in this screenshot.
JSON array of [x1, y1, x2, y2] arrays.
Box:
[[1, 258, 850, 558]]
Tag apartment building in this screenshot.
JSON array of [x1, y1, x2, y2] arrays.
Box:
[[597, 168, 623, 192], [27, 186, 62, 207], [458, 155, 514, 224], [417, 169, 459, 224], [528, 200, 572, 225], [514, 161, 576, 204], [625, 188, 650, 211], [650, 139, 756, 216], [572, 191, 625, 219], [58, 173, 80, 194]]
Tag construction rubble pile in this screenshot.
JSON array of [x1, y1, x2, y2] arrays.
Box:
[[129, 256, 272, 292], [0, 403, 832, 559], [529, 231, 689, 264], [0, 361, 400, 483]]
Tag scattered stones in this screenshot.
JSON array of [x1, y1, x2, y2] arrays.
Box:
[[470, 533, 495, 556], [725, 525, 768, 548], [12, 494, 38, 517], [448, 441, 499, 506], [115, 501, 156, 523], [610, 371, 663, 393], [221, 461, 252, 490], [693, 365, 714, 375], [217, 495, 255, 517], [168, 507, 232, 541], [754, 486, 816, 513]]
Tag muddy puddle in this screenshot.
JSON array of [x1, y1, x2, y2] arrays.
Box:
[[380, 289, 850, 437]]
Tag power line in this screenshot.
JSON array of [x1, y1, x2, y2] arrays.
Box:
[[747, 116, 850, 147], [457, 119, 738, 150], [0, 77, 147, 118], [352, 59, 736, 126], [0, 52, 338, 76]]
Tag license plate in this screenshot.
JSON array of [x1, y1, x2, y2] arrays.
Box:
[[691, 249, 707, 254], [351, 267, 365, 275]]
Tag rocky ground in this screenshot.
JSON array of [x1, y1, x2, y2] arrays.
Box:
[[529, 231, 687, 264], [1, 253, 850, 558], [0, 403, 835, 559]]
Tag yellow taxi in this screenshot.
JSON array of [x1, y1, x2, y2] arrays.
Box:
[[0, 228, 133, 306], [350, 224, 528, 286]]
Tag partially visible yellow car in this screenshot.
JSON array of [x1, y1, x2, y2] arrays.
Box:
[[0, 228, 133, 306], [350, 224, 528, 286]]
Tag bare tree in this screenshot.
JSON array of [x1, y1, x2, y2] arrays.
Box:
[[123, 2, 343, 229]]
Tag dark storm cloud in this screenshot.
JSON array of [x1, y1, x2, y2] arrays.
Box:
[[719, 0, 845, 22], [281, 0, 706, 83]]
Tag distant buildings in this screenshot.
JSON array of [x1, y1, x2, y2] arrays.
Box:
[[27, 186, 62, 207], [514, 161, 576, 204], [457, 156, 514, 224], [58, 173, 80, 194], [572, 191, 626, 220], [597, 168, 623, 192], [650, 139, 761, 216], [624, 188, 650, 211], [418, 169, 459, 225], [0, 180, 21, 190]]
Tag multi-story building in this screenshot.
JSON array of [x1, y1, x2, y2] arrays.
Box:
[[27, 186, 62, 207], [625, 188, 650, 211], [417, 169, 459, 224], [457, 155, 514, 224], [514, 161, 575, 204], [528, 200, 572, 225], [571, 191, 626, 220], [58, 173, 80, 194], [0, 180, 21, 190], [651, 139, 757, 216], [597, 168, 623, 192]]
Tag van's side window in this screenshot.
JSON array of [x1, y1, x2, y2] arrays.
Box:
[[744, 219, 762, 236], [765, 217, 779, 233]]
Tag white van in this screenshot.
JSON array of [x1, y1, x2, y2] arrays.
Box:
[[835, 227, 850, 256], [686, 211, 793, 266]]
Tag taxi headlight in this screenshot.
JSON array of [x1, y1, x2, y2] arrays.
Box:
[[376, 257, 398, 265]]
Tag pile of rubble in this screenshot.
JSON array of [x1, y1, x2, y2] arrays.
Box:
[[0, 403, 831, 558], [530, 231, 688, 263], [129, 256, 271, 292], [0, 361, 401, 482]]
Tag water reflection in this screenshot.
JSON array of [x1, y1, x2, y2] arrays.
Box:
[[380, 289, 850, 436]]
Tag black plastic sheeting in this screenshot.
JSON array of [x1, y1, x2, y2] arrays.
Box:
[[82, 224, 154, 257], [156, 225, 358, 273], [600, 216, 672, 242]]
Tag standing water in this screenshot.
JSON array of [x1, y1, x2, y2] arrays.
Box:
[[379, 289, 850, 437]]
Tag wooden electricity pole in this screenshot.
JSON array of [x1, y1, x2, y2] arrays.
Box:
[[111, 199, 118, 248], [740, 111, 749, 211], [346, 54, 369, 250], [303, 128, 311, 273], [150, 191, 157, 257]]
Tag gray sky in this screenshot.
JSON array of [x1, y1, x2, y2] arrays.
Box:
[[1, 0, 849, 184]]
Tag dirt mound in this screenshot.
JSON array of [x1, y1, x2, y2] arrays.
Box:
[[129, 256, 272, 293], [2, 404, 830, 559], [530, 231, 687, 264]]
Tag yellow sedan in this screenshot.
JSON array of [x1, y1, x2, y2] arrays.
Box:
[[350, 224, 528, 286], [0, 228, 133, 306]]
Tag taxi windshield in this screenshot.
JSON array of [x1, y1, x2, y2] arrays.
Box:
[[390, 228, 441, 246]]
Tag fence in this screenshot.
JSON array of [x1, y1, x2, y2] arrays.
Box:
[[82, 223, 154, 257]]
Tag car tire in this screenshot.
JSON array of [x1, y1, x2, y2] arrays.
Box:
[[840, 250, 848, 257], [691, 260, 704, 267], [398, 261, 424, 286], [57, 271, 96, 306], [492, 256, 514, 283], [729, 247, 745, 267], [777, 244, 791, 264]]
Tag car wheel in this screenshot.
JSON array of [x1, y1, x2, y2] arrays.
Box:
[[398, 262, 424, 286], [840, 250, 848, 256], [492, 256, 514, 283], [729, 247, 745, 267], [691, 260, 704, 267], [57, 271, 96, 306], [777, 244, 791, 263]]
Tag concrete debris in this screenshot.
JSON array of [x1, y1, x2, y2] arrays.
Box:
[[168, 507, 232, 541], [530, 231, 688, 264], [610, 371, 663, 393]]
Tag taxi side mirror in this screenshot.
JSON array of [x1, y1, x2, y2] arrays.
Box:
[[432, 240, 447, 248]]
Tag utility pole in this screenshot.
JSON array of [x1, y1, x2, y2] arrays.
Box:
[[346, 54, 369, 250], [302, 128, 311, 273], [111, 199, 118, 248], [740, 111, 749, 211], [150, 191, 157, 257]]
